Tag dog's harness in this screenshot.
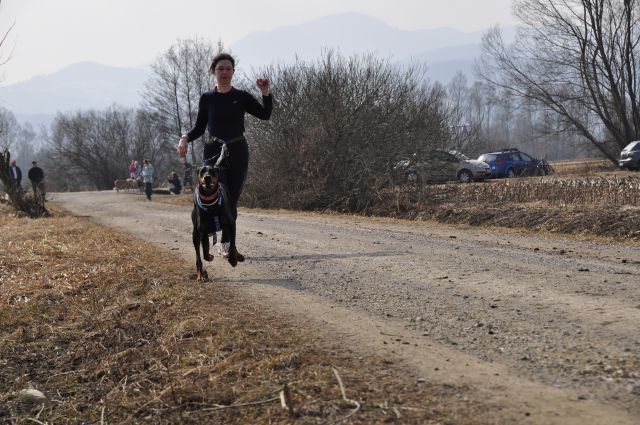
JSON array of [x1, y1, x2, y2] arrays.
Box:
[[195, 185, 223, 212], [195, 184, 223, 234]]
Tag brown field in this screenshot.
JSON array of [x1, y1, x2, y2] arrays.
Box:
[[157, 171, 640, 242], [383, 174, 640, 242], [0, 204, 484, 424], [548, 158, 615, 176]]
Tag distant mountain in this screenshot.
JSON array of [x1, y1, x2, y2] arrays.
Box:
[[0, 13, 518, 130], [232, 12, 488, 72], [0, 61, 148, 115], [231, 13, 517, 81]]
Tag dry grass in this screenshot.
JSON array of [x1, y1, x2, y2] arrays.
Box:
[[156, 177, 640, 242], [422, 175, 640, 207], [549, 159, 615, 176], [383, 178, 640, 241], [0, 204, 486, 424], [430, 203, 640, 240]]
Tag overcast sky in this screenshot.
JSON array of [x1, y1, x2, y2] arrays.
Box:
[[0, 0, 516, 85]]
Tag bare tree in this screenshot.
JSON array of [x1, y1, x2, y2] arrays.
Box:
[[0, 0, 15, 68], [0, 3, 46, 216], [142, 37, 223, 169], [477, 0, 640, 163], [446, 72, 483, 152], [0, 107, 19, 151], [244, 50, 450, 212], [49, 107, 166, 190]]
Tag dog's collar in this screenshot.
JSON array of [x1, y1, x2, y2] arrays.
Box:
[[195, 185, 222, 211]]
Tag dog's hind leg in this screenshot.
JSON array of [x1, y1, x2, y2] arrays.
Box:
[[227, 245, 239, 267], [224, 222, 240, 267]]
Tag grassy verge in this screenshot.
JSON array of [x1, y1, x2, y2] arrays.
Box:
[[0, 204, 484, 424], [157, 184, 640, 243]]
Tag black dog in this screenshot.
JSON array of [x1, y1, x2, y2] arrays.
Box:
[[191, 165, 243, 282]]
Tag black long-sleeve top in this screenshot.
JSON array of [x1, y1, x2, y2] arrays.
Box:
[[28, 166, 44, 182], [186, 88, 272, 143]]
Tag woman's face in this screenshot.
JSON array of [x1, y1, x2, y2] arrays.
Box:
[[213, 59, 234, 85]]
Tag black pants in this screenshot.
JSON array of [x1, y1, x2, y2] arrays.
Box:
[[203, 140, 249, 242], [145, 182, 153, 200], [31, 180, 44, 195]]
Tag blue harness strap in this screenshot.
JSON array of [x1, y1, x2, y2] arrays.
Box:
[[194, 185, 223, 213]]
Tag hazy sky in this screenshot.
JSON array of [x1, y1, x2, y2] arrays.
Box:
[[0, 0, 516, 85]]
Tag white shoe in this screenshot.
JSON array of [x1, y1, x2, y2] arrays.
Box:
[[216, 242, 230, 258]]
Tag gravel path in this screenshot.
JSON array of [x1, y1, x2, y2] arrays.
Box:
[[53, 191, 640, 424]]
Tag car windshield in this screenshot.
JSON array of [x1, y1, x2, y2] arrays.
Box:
[[623, 141, 640, 152], [447, 150, 469, 161], [478, 154, 497, 162]]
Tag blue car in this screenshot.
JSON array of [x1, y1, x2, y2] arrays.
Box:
[[478, 149, 546, 178]]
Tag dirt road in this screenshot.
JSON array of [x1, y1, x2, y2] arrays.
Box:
[[53, 191, 640, 424]]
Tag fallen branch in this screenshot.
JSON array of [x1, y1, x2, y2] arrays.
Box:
[[197, 395, 281, 412], [332, 367, 361, 422], [279, 383, 295, 416]]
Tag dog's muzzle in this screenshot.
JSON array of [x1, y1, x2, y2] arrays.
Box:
[[203, 175, 213, 185]]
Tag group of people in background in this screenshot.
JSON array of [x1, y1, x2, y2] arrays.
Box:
[[124, 158, 193, 201], [8, 159, 45, 197]]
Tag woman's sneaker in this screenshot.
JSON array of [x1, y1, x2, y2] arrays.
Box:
[[216, 242, 230, 258]]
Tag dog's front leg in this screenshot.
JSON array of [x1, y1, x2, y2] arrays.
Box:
[[201, 233, 213, 262], [193, 228, 207, 282]]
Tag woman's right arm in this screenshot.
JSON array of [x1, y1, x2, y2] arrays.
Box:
[[178, 94, 208, 156]]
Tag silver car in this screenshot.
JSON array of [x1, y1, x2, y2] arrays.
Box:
[[619, 141, 640, 170], [397, 150, 491, 184]]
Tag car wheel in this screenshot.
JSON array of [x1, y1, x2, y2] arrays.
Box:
[[457, 170, 473, 183], [506, 168, 516, 178]]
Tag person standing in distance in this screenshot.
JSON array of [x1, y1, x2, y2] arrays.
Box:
[[9, 159, 22, 191], [177, 52, 272, 257], [28, 161, 45, 196], [141, 159, 154, 201]]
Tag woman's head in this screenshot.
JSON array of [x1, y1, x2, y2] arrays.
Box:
[[209, 53, 235, 86], [209, 53, 235, 74]]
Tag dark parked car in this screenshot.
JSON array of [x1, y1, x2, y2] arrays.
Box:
[[618, 141, 640, 170], [478, 148, 549, 178], [396, 150, 491, 184]]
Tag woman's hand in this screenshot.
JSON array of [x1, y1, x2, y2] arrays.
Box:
[[256, 78, 270, 96], [177, 135, 189, 157]]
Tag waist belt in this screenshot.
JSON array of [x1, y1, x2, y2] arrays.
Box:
[[205, 135, 246, 145]]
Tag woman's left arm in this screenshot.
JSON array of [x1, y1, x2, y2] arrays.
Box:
[[243, 78, 272, 119], [243, 91, 273, 120]]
